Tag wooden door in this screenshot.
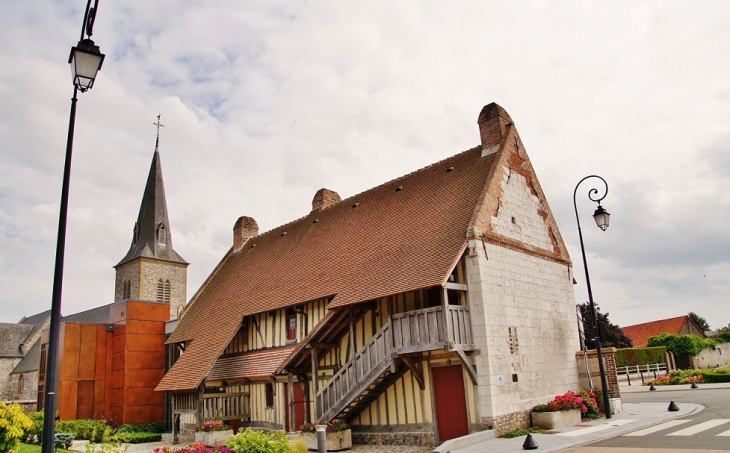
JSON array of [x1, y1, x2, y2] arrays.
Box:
[[284, 382, 305, 432], [432, 365, 469, 443]]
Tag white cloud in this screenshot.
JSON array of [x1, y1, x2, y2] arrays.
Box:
[[1, 0, 729, 330]]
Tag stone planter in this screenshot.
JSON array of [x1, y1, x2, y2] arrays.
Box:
[[302, 430, 352, 451], [195, 430, 234, 447], [530, 410, 581, 429]]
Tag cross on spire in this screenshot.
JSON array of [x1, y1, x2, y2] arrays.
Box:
[[153, 114, 164, 149]]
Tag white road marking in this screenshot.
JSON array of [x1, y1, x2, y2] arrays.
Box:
[[667, 419, 730, 436], [716, 429, 730, 437], [556, 419, 636, 437], [623, 419, 693, 436]]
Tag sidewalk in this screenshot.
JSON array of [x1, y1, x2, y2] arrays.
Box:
[[446, 401, 703, 453]]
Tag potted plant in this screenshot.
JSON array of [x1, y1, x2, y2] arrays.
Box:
[[300, 420, 351, 451], [194, 421, 234, 446], [530, 391, 599, 429]]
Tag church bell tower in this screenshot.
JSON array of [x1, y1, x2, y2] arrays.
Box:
[[114, 116, 188, 319]]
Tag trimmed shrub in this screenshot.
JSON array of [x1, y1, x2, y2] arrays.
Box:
[[614, 347, 666, 368], [700, 369, 730, 383], [226, 429, 289, 453], [108, 432, 162, 444], [0, 403, 33, 453], [116, 422, 165, 434], [55, 433, 75, 449]]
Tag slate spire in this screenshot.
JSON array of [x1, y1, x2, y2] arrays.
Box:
[[115, 140, 187, 267]]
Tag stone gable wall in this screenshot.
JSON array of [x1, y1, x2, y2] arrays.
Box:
[[0, 357, 22, 401], [491, 166, 555, 251], [466, 238, 580, 427]]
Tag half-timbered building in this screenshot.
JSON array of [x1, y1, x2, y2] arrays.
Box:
[[156, 103, 581, 445]]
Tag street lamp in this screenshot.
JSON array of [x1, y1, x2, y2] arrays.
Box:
[[42, 1, 104, 451], [573, 175, 612, 419]]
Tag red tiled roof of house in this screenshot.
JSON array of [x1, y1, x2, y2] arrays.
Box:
[[621, 315, 689, 348], [206, 346, 298, 381]]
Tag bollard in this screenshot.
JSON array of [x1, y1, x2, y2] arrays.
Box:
[[668, 401, 679, 412], [522, 433, 539, 450], [649, 384, 656, 391], [691, 382, 698, 389], [625, 366, 631, 386], [316, 424, 327, 453]]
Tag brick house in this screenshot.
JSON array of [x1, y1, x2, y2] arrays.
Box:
[[157, 103, 581, 444], [622, 315, 707, 348]]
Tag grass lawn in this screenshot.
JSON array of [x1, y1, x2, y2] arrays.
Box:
[[18, 443, 72, 453]]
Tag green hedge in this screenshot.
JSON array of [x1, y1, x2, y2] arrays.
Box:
[[116, 422, 165, 434], [615, 347, 667, 368], [700, 370, 730, 383], [54, 420, 110, 443], [107, 432, 162, 444]]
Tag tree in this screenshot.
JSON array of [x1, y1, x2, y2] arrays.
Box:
[[577, 302, 633, 349], [688, 312, 711, 332]]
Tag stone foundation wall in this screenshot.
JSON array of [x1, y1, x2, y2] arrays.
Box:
[[351, 432, 435, 447], [481, 410, 531, 437]]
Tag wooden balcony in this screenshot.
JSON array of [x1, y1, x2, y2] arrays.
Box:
[[315, 304, 474, 421]]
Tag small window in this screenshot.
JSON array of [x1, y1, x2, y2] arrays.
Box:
[[286, 309, 297, 341], [157, 280, 164, 302], [157, 223, 167, 244], [17, 374, 24, 393], [164, 280, 171, 304], [509, 326, 519, 354], [265, 382, 275, 408]]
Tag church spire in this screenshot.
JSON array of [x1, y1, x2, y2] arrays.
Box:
[[115, 116, 186, 267]]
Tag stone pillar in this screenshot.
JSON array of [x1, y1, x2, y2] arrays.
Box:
[[576, 348, 620, 398]]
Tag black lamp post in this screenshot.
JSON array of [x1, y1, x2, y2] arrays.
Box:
[[573, 175, 611, 419], [42, 1, 104, 451]]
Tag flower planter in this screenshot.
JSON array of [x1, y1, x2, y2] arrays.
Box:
[[531, 410, 581, 429], [195, 430, 234, 447], [302, 430, 352, 451]]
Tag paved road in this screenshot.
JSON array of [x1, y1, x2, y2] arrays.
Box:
[[565, 387, 730, 452]]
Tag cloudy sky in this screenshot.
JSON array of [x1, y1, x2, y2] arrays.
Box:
[[1, 1, 728, 332]]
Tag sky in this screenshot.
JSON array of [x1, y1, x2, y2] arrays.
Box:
[[1, 1, 729, 332]]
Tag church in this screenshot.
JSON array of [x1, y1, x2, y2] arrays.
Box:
[[6, 128, 188, 425]]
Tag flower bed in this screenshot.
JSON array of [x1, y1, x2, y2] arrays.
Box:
[[530, 391, 600, 429], [644, 369, 703, 386]]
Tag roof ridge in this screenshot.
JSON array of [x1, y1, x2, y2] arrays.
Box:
[[249, 145, 482, 240]]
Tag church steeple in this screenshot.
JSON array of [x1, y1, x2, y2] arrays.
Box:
[[114, 116, 188, 319], [116, 133, 186, 267]]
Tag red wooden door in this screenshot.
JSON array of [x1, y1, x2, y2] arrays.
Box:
[[284, 382, 305, 432], [432, 365, 469, 443]]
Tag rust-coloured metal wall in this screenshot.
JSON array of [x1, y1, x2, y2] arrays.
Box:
[[52, 301, 169, 424]]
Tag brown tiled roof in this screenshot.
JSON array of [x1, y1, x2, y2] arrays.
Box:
[[207, 346, 298, 381], [156, 145, 497, 391], [621, 316, 689, 348]]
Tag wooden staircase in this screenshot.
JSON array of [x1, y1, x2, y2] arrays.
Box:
[[315, 322, 403, 421], [314, 305, 475, 422]]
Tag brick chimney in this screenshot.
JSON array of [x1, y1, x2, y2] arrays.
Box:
[[233, 216, 258, 252], [311, 188, 341, 211], [478, 103, 513, 156]]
